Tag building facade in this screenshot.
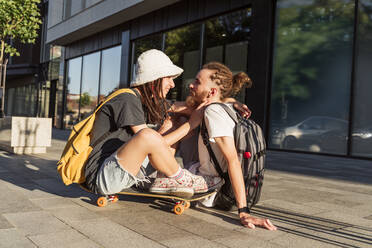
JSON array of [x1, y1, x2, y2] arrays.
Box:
[[3, 0, 63, 127], [45, 0, 372, 160]]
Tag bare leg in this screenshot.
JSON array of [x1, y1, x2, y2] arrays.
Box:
[[157, 115, 194, 155], [116, 128, 180, 176]]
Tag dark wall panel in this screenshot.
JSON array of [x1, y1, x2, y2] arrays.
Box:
[[230, 0, 252, 9], [246, 0, 274, 130], [205, 0, 230, 17], [187, 0, 204, 22], [65, 0, 253, 57], [130, 0, 251, 40], [167, 1, 188, 27], [65, 25, 123, 59]]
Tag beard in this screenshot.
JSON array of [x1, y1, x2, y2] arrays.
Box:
[[186, 90, 208, 109]]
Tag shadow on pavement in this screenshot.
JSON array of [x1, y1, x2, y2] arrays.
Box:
[[266, 150, 372, 186], [194, 204, 372, 248], [1, 149, 372, 248]]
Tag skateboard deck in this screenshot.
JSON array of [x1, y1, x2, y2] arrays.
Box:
[[79, 184, 218, 215]]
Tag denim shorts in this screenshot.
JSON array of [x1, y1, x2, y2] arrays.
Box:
[[96, 152, 148, 195]]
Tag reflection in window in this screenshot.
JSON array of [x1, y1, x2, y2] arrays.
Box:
[[352, 0, 372, 158], [205, 8, 251, 102], [165, 24, 201, 101], [5, 85, 37, 117], [65, 57, 82, 128], [269, 0, 355, 155], [99, 46, 122, 103], [132, 34, 162, 80], [81, 52, 100, 120]]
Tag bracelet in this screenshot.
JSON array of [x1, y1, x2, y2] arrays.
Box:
[[238, 207, 250, 214]]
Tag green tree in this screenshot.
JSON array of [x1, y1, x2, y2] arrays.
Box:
[[0, 0, 42, 117], [271, 0, 355, 122], [80, 92, 91, 107]]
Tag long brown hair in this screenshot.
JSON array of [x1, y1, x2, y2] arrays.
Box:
[[202, 62, 252, 99], [134, 78, 169, 125]]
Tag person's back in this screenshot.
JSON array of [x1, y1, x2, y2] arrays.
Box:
[[186, 62, 276, 230], [84, 91, 146, 193], [198, 103, 235, 177]]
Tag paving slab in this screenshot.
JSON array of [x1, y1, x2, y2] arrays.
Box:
[[302, 201, 371, 219], [258, 199, 325, 216], [0, 185, 41, 214], [162, 235, 227, 248], [3, 211, 70, 236], [251, 205, 348, 232], [0, 214, 13, 229], [213, 233, 286, 248], [70, 218, 165, 248], [313, 211, 372, 228], [1, 133, 372, 247], [2, 182, 60, 200], [31, 197, 81, 210], [48, 205, 105, 225], [270, 225, 372, 248], [28, 229, 101, 248], [0, 229, 36, 248], [269, 228, 350, 248]]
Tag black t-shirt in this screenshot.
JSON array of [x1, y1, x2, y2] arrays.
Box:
[[84, 90, 146, 193]]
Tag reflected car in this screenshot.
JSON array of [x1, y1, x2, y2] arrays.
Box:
[[352, 127, 372, 155], [271, 116, 348, 153]]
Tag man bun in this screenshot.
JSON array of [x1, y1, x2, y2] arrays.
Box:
[[232, 72, 252, 96]]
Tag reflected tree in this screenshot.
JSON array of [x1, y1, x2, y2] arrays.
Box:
[[272, 0, 355, 122], [80, 92, 91, 107], [205, 9, 251, 47]]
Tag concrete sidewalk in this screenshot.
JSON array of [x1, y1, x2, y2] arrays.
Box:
[[0, 129, 371, 247]]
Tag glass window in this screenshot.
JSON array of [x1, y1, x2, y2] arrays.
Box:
[[351, 0, 372, 158], [5, 88, 15, 116], [5, 85, 37, 117], [132, 34, 163, 80], [80, 52, 100, 120], [204, 8, 251, 102], [63, 0, 71, 19], [65, 57, 82, 128], [164, 23, 201, 101], [38, 81, 50, 118], [269, 0, 355, 155], [99, 46, 122, 102]]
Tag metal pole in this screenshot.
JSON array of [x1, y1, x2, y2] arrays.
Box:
[[0, 59, 8, 117]]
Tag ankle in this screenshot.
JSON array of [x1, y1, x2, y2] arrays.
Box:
[[168, 167, 182, 179]]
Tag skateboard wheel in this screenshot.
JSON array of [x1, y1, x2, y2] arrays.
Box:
[[97, 197, 108, 207], [184, 201, 190, 209], [174, 204, 185, 215], [109, 195, 119, 203]]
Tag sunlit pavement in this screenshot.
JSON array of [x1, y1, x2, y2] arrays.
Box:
[[0, 129, 371, 248]]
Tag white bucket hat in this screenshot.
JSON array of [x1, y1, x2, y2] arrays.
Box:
[[130, 49, 184, 87]]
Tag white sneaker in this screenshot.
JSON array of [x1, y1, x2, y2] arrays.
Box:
[[149, 171, 194, 198]]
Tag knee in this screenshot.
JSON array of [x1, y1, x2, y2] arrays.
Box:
[[136, 128, 163, 145]]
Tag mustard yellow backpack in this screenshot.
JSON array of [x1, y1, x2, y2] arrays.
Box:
[[57, 88, 135, 185]]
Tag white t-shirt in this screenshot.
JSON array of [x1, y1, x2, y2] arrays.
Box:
[[198, 103, 236, 177]]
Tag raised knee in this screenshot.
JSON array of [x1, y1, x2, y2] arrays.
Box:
[[136, 128, 162, 143]]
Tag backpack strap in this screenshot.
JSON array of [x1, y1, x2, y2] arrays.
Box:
[[200, 118, 226, 179], [94, 88, 135, 115], [211, 102, 239, 124], [90, 88, 136, 147], [200, 103, 241, 178]]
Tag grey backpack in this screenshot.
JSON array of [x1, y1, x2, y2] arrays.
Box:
[[201, 103, 266, 212]]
